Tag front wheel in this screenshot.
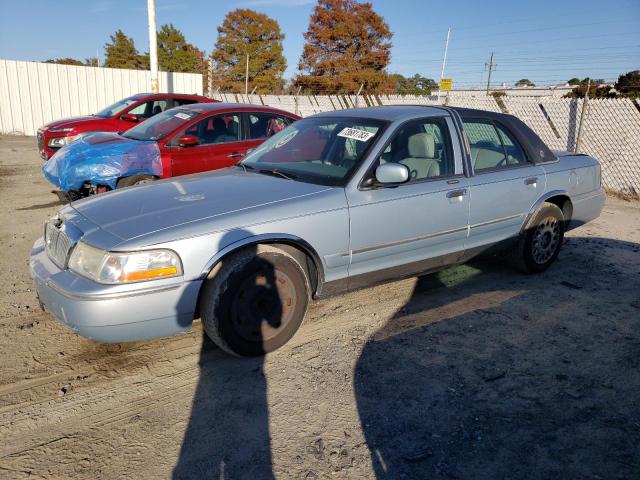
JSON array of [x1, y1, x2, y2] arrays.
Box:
[[199, 245, 310, 356], [512, 202, 565, 273]]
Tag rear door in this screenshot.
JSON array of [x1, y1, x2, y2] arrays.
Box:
[[463, 118, 546, 250], [242, 111, 296, 151], [169, 113, 245, 176]]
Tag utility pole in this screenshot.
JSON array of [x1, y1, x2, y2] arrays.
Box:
[[147, 0, 159, 93], [244, 54, 249, 96], [485, 52, 496, 95], [437, 27, 451, 104]]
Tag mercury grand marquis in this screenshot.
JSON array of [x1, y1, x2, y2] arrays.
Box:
[[30, 106, 605, 356]]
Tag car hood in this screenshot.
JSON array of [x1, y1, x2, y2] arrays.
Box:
[[70, 168, 333, 248], [42, 116, 105, 132]]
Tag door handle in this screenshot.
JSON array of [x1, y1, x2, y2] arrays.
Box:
[[227, 152, 245, 159], [525, 177, 538, 186], [446, 189, 467, 199]]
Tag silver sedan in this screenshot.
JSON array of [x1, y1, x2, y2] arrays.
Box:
[[31, 106, 605, 356]]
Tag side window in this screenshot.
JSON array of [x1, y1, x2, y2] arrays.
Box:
[[495, 124, 528, 166], [180, 114, 241, 145], [377, 118, 453, 181], [247, 113, 292, 140], [464, 120, 528, 171], [174, 98, 198, 107], [128, 100, 168, 119]]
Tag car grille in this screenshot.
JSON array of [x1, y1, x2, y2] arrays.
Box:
[[45, 220, 73, 269]]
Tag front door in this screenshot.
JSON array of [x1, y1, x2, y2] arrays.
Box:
[[169, 113, 248, 176], [345, 116, 470, 289]]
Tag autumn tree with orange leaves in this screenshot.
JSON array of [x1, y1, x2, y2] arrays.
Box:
[[295, 0, 393, 94]]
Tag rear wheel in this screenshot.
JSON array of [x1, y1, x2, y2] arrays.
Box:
[[116, 174, 155, 189], [512, 202, 565, 273], [199, 245, 310, 356]]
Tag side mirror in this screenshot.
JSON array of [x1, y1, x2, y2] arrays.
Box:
[[120, 113, 139, 123], [179, 134, 199, 147], [374, 162, 409, 185]]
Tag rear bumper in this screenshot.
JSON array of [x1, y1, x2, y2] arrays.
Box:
[[29, 237, 201, 343], [567, 187, 606, 231]]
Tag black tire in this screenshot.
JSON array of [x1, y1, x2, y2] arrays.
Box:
[[511, 202, 565, 273], [199, 245, 310, 356], [116, 174, 155, 189]]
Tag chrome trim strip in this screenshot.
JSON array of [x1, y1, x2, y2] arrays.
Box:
[[469, 213, 522, 229], [341, 225, 469, 257], [46, 281, 183, 301]]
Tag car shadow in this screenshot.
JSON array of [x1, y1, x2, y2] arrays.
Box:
[[354, 236, 640, 479], [172, 240, 279, 480]]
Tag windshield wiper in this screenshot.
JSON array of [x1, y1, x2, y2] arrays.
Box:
[[235, 163, 255, 172], [259, 168, 297, 180]]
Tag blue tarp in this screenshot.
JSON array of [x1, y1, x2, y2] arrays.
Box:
[[42, 132, 162, 191]]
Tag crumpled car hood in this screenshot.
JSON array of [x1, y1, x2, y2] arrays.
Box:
[[71, 168, 332, 247], [42, 132, 161, 191]]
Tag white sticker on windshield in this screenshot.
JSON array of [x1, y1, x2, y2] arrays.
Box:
[[174, 112, 192, 120], [337, 127, 375, 142]]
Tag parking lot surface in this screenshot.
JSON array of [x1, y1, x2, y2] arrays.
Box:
[[0, 135, 639, 479]]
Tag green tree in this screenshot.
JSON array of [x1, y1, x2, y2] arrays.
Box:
[[295, 0, 393, 94], [390, 73, 437, 95], [211, 9, 286, 93], [567, 77, 581, 85], [104, 30, 145, 69], [615, 70, 640, 97], [515, 78, 535, 87], [157, 24, 201, 73], [84, 57, 99, 67], [44, 58, 84, 66]]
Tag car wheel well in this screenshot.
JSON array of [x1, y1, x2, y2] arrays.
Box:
[[202, 240, 321, 298], [545, 194, 573, 226]]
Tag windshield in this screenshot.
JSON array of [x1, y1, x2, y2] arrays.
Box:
[[122, 109, 200, 141], [95, 96, 139, 118], [241, 117, 386, 186]]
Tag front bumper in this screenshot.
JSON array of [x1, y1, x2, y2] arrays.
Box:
[[29, 237, 202, 343]]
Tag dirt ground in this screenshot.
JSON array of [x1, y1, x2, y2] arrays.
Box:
[[0, 135, 638, 480]]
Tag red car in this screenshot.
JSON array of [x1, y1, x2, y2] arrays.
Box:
[[37, 93, 214, 159], [43, 103, 300, 197]]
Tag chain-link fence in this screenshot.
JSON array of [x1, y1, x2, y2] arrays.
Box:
[[212, 92, 640, 196]]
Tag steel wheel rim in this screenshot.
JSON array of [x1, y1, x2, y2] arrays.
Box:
[[231, 267, 297, 343], [532, 216, 560, 264]]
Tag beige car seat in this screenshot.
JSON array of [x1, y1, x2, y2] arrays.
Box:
[[399, 133, 440, 179]]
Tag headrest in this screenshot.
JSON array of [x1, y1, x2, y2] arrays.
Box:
[[408, 133, 435, 158]]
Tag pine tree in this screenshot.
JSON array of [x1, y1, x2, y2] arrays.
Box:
[[157, 24, 201, 73], [104, 30, 145, 69]]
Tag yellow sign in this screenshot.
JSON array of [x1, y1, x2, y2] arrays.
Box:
[[440, 78, 453, 91]]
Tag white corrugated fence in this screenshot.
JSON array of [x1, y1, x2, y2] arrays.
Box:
[[0, 59, 203, 136]]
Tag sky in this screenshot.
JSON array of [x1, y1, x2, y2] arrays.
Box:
[[0, 0, 638, 89]]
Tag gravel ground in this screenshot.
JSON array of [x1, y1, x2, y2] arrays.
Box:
[[0, 135, 639, 480]]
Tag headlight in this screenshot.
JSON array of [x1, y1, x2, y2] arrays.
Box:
[[68, 242, 182, 284], [48, 135, 79, 147]]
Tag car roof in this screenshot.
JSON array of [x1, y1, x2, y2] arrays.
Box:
[[313, 105, 448, 122], [178, 102, 300, 118], [133, 92, 211, 100]]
